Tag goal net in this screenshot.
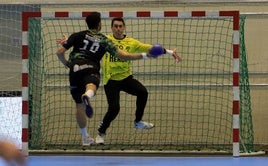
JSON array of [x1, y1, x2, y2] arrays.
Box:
[[22, 11, 253, 156]]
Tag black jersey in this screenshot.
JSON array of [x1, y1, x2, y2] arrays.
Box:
[[62, 30, 118, 71]]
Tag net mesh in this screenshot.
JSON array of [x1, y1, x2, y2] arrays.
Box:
[[25, 14, 253, 153], [239, 15, 254, 152]]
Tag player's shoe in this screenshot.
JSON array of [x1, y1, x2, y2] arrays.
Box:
[[134, 121, 155, 129], [82, 136, 94, 146], [82, 94, 93, 118], [95, 133, 105, 145]]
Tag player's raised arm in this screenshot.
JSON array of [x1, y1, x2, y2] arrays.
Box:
[[56, 35, 70, 68]]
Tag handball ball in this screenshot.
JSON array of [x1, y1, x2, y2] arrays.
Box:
[[149, 44, 164, 57]]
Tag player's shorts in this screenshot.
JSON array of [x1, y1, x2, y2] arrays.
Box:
[[69, 68, 100, 103]]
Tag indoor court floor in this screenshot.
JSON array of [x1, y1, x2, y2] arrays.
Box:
[[1, 155, 267, 166]]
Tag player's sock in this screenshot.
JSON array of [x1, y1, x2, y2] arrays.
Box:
[[80, 127, 89, 137]]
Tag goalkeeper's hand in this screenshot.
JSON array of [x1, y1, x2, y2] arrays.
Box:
[[166, 49, 182, 63]]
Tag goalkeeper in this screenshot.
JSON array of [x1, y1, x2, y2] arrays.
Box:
[[95, 17, 181, 144]]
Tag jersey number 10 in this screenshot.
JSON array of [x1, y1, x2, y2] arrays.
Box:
[[82, 40, 100, 53]]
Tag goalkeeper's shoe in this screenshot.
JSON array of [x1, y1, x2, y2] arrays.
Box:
[[82, 94, 93, 118], [134, 121, 155, 129], [95, 133, 105, 145], [82, 136, 94, 146]]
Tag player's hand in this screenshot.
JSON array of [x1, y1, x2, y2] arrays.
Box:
[[0, 141, 25, 165], [172, 49, 182, 63], [56, 34, 68, 45]]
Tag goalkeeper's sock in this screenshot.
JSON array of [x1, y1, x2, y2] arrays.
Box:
[[80, 127, 89, 138]]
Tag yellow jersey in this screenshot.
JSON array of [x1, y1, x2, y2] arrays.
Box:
[[102, 34, 152, 85]]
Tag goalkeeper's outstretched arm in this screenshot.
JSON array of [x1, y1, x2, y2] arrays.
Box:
[[116, 49, 151, 60], [56, 34, 181, 62]]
